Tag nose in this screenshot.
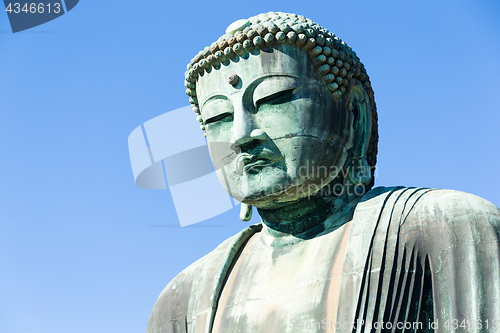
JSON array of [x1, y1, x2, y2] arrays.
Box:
[[233, 129, 268, 149], [230, 106, 268, 152]]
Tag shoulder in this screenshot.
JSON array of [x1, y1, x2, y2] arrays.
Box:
[[361, 186, 500, 249], [146, 223, 262, 333], [403, 189, 500, 230], [360, 187, 500, 275], [395, 188, 500, 251], [159, 222, 262, 289]]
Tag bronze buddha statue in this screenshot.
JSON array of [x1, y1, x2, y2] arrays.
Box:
[[146, 12, 500, 333]]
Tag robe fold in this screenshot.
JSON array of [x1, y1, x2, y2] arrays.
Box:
[[146, 187, 500, 332]]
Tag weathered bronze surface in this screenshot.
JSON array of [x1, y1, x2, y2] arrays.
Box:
[[146, 12, 500, 333]]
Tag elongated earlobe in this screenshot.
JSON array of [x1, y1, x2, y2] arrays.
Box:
[[240, 203, 253, 221], [348, 156, 372, 186], [346, 82, 373, 188]]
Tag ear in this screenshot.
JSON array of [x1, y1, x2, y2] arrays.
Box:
[[345, 81, 373, 187]]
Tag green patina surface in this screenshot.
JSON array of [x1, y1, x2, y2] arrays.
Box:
[[146, 12, 500, 333]]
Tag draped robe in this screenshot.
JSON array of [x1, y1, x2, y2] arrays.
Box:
[[146, 187, 500, 332]]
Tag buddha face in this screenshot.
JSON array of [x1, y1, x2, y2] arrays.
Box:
[[197, 44, 354, 209]]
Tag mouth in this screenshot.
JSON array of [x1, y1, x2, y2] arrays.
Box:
[[236, 149, 282, 175], [243, 158, 273, 174]]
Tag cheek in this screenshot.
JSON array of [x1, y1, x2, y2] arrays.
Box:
[[254, 99, 321, 139], [206, 121, 233, 141], [276, 137, 344, 179], [303, 89, 350, 139]]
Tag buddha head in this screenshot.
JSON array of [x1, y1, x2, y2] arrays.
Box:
[[185, 12, 378, 214]]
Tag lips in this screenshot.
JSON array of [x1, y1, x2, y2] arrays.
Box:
[[236, 148, 282, 175], [243, 158, 273, 173]]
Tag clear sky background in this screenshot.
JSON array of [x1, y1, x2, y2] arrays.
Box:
[[0, 1, 499, 332]]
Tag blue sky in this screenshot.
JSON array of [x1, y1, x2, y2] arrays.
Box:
[[0, 1, 499, 332]]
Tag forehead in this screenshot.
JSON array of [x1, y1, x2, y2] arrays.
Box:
[[196, 44, 320, 105]]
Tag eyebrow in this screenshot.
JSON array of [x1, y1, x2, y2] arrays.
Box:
[[200, 94, 229, 110], [247, 73, 301, 90]]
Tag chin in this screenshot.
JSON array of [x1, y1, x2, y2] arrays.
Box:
[[240, 179, 327, 210], [217, 166, 299, 207]]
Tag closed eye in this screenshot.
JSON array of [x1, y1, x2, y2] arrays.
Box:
[[204, 112, 233, 124], [255, 88, 295, 109]]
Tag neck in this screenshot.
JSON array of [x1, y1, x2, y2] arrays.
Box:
[[258, 180, 361, 238]]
